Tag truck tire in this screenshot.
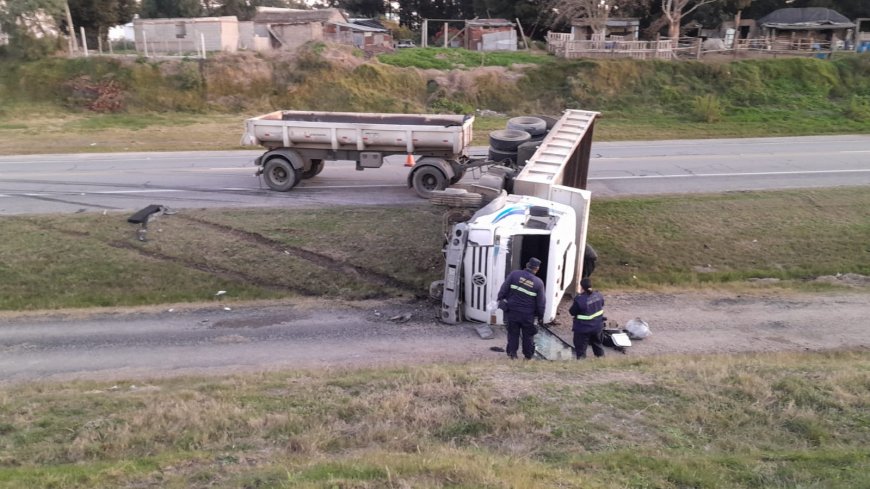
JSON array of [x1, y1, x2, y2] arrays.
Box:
[[489, 129, 531, 152], [488, 147, 518, 166], [263, 157, 302, 191], [533, 114, 559, 131], [412, 166, 448, 199], [430, 188, 483, 208], [302, 159, 325, 179], [506, 116, 547, 136], [516, 141, 542, 168]]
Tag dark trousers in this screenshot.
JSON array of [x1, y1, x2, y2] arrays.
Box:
[[506, 317, 537, 359], [573, 330, 605, 359]]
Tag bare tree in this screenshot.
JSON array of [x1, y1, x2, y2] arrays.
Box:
[[661, 0, 721, 38], [554, 0, 648, 36]]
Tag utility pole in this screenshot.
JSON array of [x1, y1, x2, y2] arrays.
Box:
[[64, 0, 77, 55]]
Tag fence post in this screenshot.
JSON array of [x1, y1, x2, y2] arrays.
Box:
[[80, 27, 88, 56], [143, 30, 149, 57], [696, 37, 702, 59]]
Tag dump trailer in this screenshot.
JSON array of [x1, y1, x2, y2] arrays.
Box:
[[241, 110, 486, 198], [437, 109, 598, 332]]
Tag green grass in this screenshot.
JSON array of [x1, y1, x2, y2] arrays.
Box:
[[62, 113, 201, 131], [0, 351, 867, 487], [0, 188, 866, 311], [378, 47, 554, 70], [589, 187, 870, 289]]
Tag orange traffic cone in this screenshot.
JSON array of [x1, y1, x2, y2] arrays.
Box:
[[404, 154, 415, 167]]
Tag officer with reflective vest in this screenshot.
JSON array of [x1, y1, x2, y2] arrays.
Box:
[[569, 277, 605, 359], [497, 257, 546, 359]]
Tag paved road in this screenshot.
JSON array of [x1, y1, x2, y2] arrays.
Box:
[[1, 135, 868, 215]]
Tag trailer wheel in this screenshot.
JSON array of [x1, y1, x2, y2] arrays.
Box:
[[506, 116, 547, 136], [412, 166, 447, 198], [489, 129, 531, 152], [263, 157, 301, 191], [301, 159, 325, 179], [488, 147, 518, 167]]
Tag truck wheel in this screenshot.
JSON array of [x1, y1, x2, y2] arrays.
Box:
[[488, 147, 518, 166], [507, 116, 547, 136], [489, 129, 531, 152], [517, 141, 542, 168], [412, 166, 448, 198], [302, 159, 325, 179], [450, 169, 466, 184], [263, 157, 301, 191]]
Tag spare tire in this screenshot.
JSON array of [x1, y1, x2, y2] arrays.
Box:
[[507, 116, 547, 136], [489, 129, 531, 152]]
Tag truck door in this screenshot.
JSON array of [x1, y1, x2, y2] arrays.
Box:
[[549, 185, 592, 296]]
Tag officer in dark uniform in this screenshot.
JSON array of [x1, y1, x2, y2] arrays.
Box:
[[497, 257, 546, 359], [569, 277, 605, 359]]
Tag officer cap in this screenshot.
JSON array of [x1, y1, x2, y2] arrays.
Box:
[[527, 257, 542, 270], [580, 278, 592, 291]]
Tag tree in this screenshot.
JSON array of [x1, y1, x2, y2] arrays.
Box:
[[139, 0, 202, 18], [0, 0, 65, 57], [335, 0, 387, 18], [202, 0, 304, 21], [553, 0, 650, 35], [67, 0, 137, 48], [661, 0, 720, 38]]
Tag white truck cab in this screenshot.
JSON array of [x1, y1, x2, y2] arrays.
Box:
[[438, 109, 597, 328], [440, 188, 590, 325]]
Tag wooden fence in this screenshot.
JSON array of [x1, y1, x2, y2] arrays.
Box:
[[548, 31, 844, 61]]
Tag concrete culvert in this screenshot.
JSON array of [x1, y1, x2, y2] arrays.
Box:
[[489, 129, 531, 152], [507, 116, 547, 136]]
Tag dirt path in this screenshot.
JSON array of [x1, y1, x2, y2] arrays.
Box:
[[0, 290, 867, 384]]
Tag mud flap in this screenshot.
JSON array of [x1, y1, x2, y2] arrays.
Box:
[[534, 324, 576, 360]]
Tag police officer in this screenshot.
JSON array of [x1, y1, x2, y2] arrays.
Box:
[[570, 277, 605, 359], [497, 257, 546, 360]]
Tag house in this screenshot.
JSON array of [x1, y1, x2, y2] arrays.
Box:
[[571, 17, 640, 41], [245, 7, 391, 53], [465, 19, 516, 51], [758, 7, 855, 49], [250, 7, 346, 51], [133, 16, 239, 54], [326, 18, 392, 52]]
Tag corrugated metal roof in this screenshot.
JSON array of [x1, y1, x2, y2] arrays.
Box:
[[349, 18, 386, 30], [758, 8, 855, 29], [329, 21, 386, 33], [253, 7, 345, 24]]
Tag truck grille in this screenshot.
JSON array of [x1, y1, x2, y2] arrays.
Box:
[[467, 245, 492, 312]]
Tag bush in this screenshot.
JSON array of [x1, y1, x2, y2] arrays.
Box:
[[843, 95, 870, 121], [692, 94, 723, 123]]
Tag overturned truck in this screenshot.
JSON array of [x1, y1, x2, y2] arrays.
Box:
[[434, 109, 598, 356]]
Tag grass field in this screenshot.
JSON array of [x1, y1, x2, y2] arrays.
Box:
[[0, 187, 867, 311], [0, 350, 867, 488]]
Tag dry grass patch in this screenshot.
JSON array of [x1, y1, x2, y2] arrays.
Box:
[[0, 351, 868, 487]]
